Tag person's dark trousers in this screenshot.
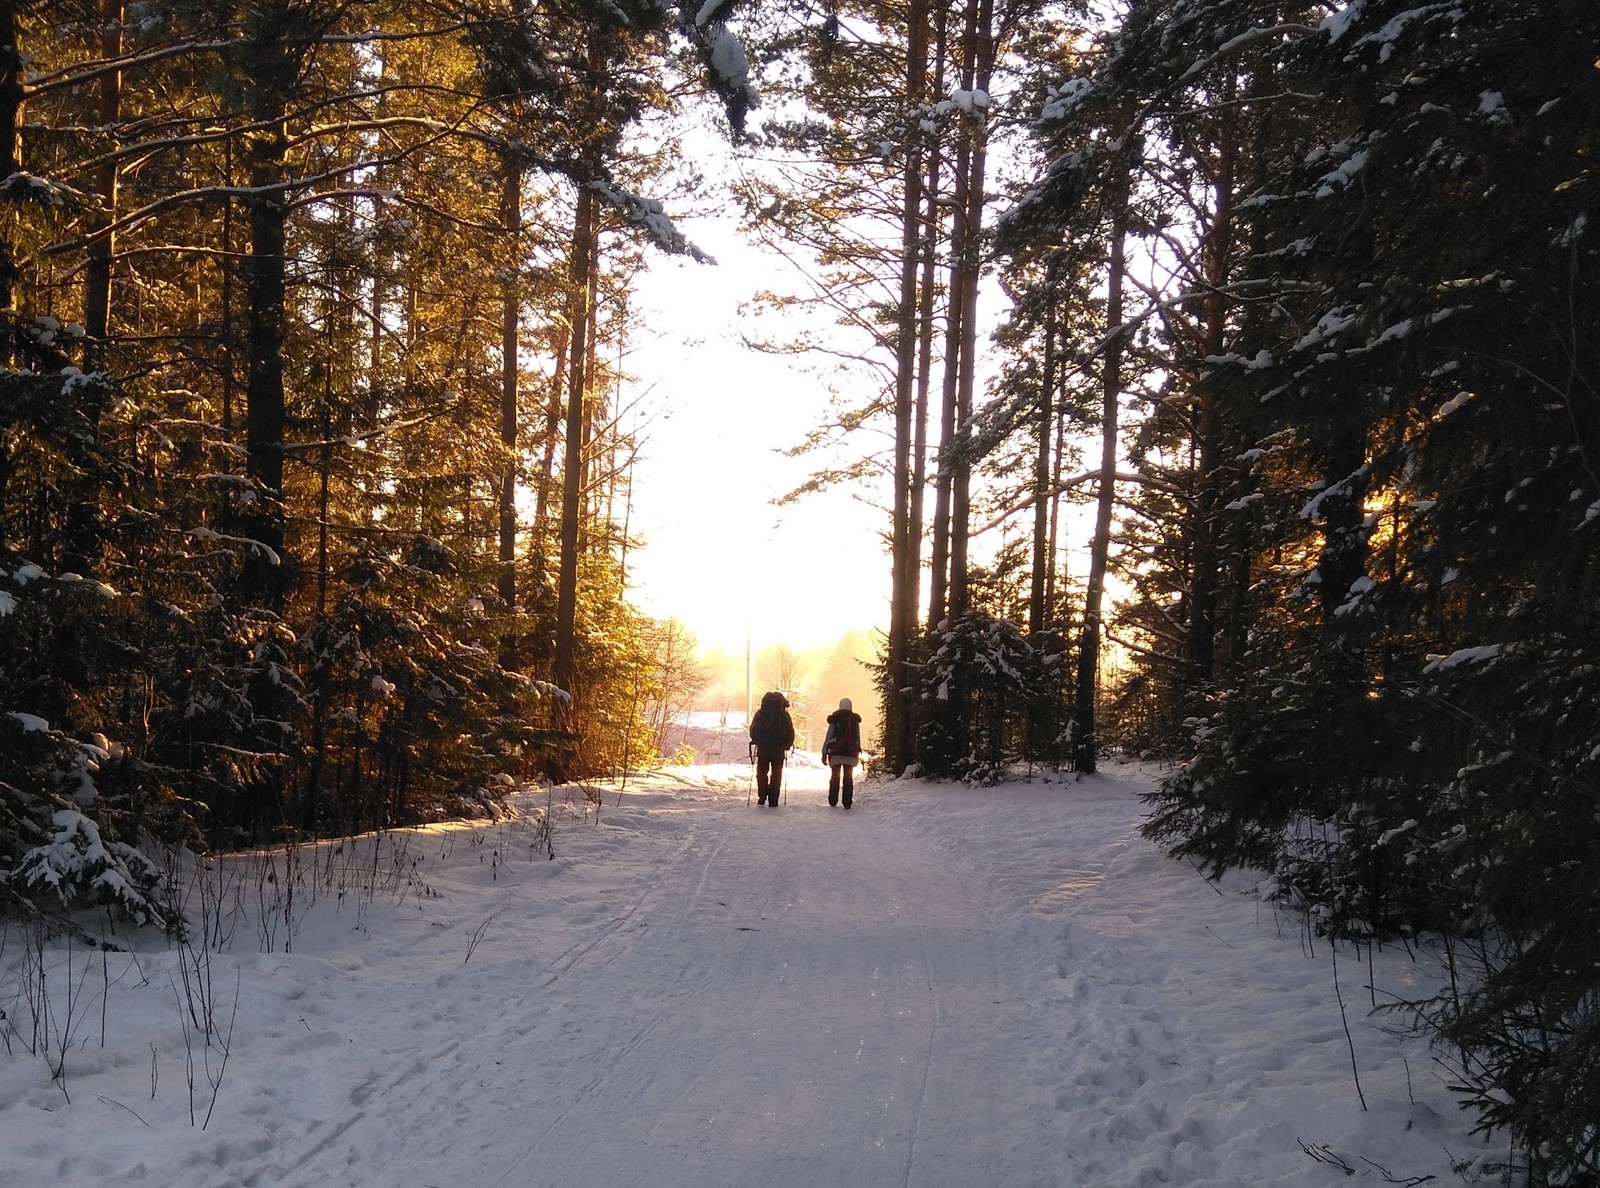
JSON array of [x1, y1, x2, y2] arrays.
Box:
[[757, 755, 784, 804], [827, 764, 853, 808]]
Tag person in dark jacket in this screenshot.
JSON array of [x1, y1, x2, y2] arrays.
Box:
[[820, 697, 863, 809], [748, 690, 795, 807]]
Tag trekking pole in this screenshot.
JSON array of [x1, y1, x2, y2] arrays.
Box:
[[747, 741, 755, 807]]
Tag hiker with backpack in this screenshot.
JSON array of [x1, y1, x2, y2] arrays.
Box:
[[820, 697, 863, 809], [748, 690, 795, 807]]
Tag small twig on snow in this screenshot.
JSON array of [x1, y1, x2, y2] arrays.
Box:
[[1298, 1139, 1355, 1174], [464, 915, 496, 964], [1329, 937, 1368, 1111], [1187, 857, 1226, 896], [96, 1095, 150, 1126], [1357, 1153, 1435, 1184]]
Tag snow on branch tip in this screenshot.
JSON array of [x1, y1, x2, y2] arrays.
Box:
[[679, 0, 758, 137], [588, 180, 716, 263]]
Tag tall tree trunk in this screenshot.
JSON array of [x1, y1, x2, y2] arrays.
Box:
[[884, 0, 928, 773], [82, 0, 123, 373], [909, 79, 944, 620], [1184, 91, 1238, 698], [220, 138, 238, 441], [1029, 258, 1059, 637], [912, 6, 948, 640], [926, 261, 960, 629], [498, 161, 523, 670], [553, 183, 596, 748], [0, 1, 25, 339], [897, 104, 943, 764], [50, 0, 125, 579], [1073, 164, 1130, 775], [531, 333, 568, 600], [302, 379, 334, 833], [578, 224, 601, 555], [1047, 395, 1065, 613], [927, 0, 980, 630], [1217, 73, 1276, 693], [945, 0, 994, 620], [0, 2, 23, 541], [241, 112, 290, 609], [1025, 260, 1062, 759]]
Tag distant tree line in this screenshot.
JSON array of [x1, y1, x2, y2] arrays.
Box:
[[0, 0, 737, 887], [748, 0, 1598, 1179]]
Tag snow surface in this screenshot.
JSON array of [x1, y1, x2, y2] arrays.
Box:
[[1, 762, 1498, 1186]]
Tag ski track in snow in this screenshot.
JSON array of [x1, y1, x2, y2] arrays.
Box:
[[0, 761, 1494, 1187], [232, 774, 1056, 1188]]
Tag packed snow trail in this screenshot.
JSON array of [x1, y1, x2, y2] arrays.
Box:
[[0, 762, 1496, 1186], [234, 767, 1060, 1187]]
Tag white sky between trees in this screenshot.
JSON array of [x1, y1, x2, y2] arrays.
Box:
[[624, 210, 896, 658], [617, 86, 1119, 666], [625, 210, 1116, 665]]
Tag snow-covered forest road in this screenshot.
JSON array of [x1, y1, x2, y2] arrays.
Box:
[[2, 763, 1497, 1186], [228, 765, 1059, 1187]]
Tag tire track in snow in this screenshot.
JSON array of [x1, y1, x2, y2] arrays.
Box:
[[232, 776, 1062, 1188], [898, 857, 943, 1188], [537, 832, 729, 987], [484, 821, 755, 1184], [476, 782, 1056, 1188], [232, 820, 720, 1186]]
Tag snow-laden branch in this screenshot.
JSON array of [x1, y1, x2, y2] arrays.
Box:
[[187, 527, 281, 565], [676, 0, 759, 137], [279, 409, 447, 456], [1180, 24, 1326, 84], [1019, 19, 1334, 223], [588, 180, 714, 263]]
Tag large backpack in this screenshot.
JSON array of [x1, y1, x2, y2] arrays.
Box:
[[830, 714, 861, 756], [750, 693, 790, 749]]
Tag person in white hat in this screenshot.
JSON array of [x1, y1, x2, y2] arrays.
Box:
[[820, 697, 863, 809]]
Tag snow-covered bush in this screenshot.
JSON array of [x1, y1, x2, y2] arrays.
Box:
[[0, 698, 174, 930], [908, 612, 1062, 783], [13, 809, 171, 928]]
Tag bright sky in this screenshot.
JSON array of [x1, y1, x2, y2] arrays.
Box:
[[622, 213, 892, 657]]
